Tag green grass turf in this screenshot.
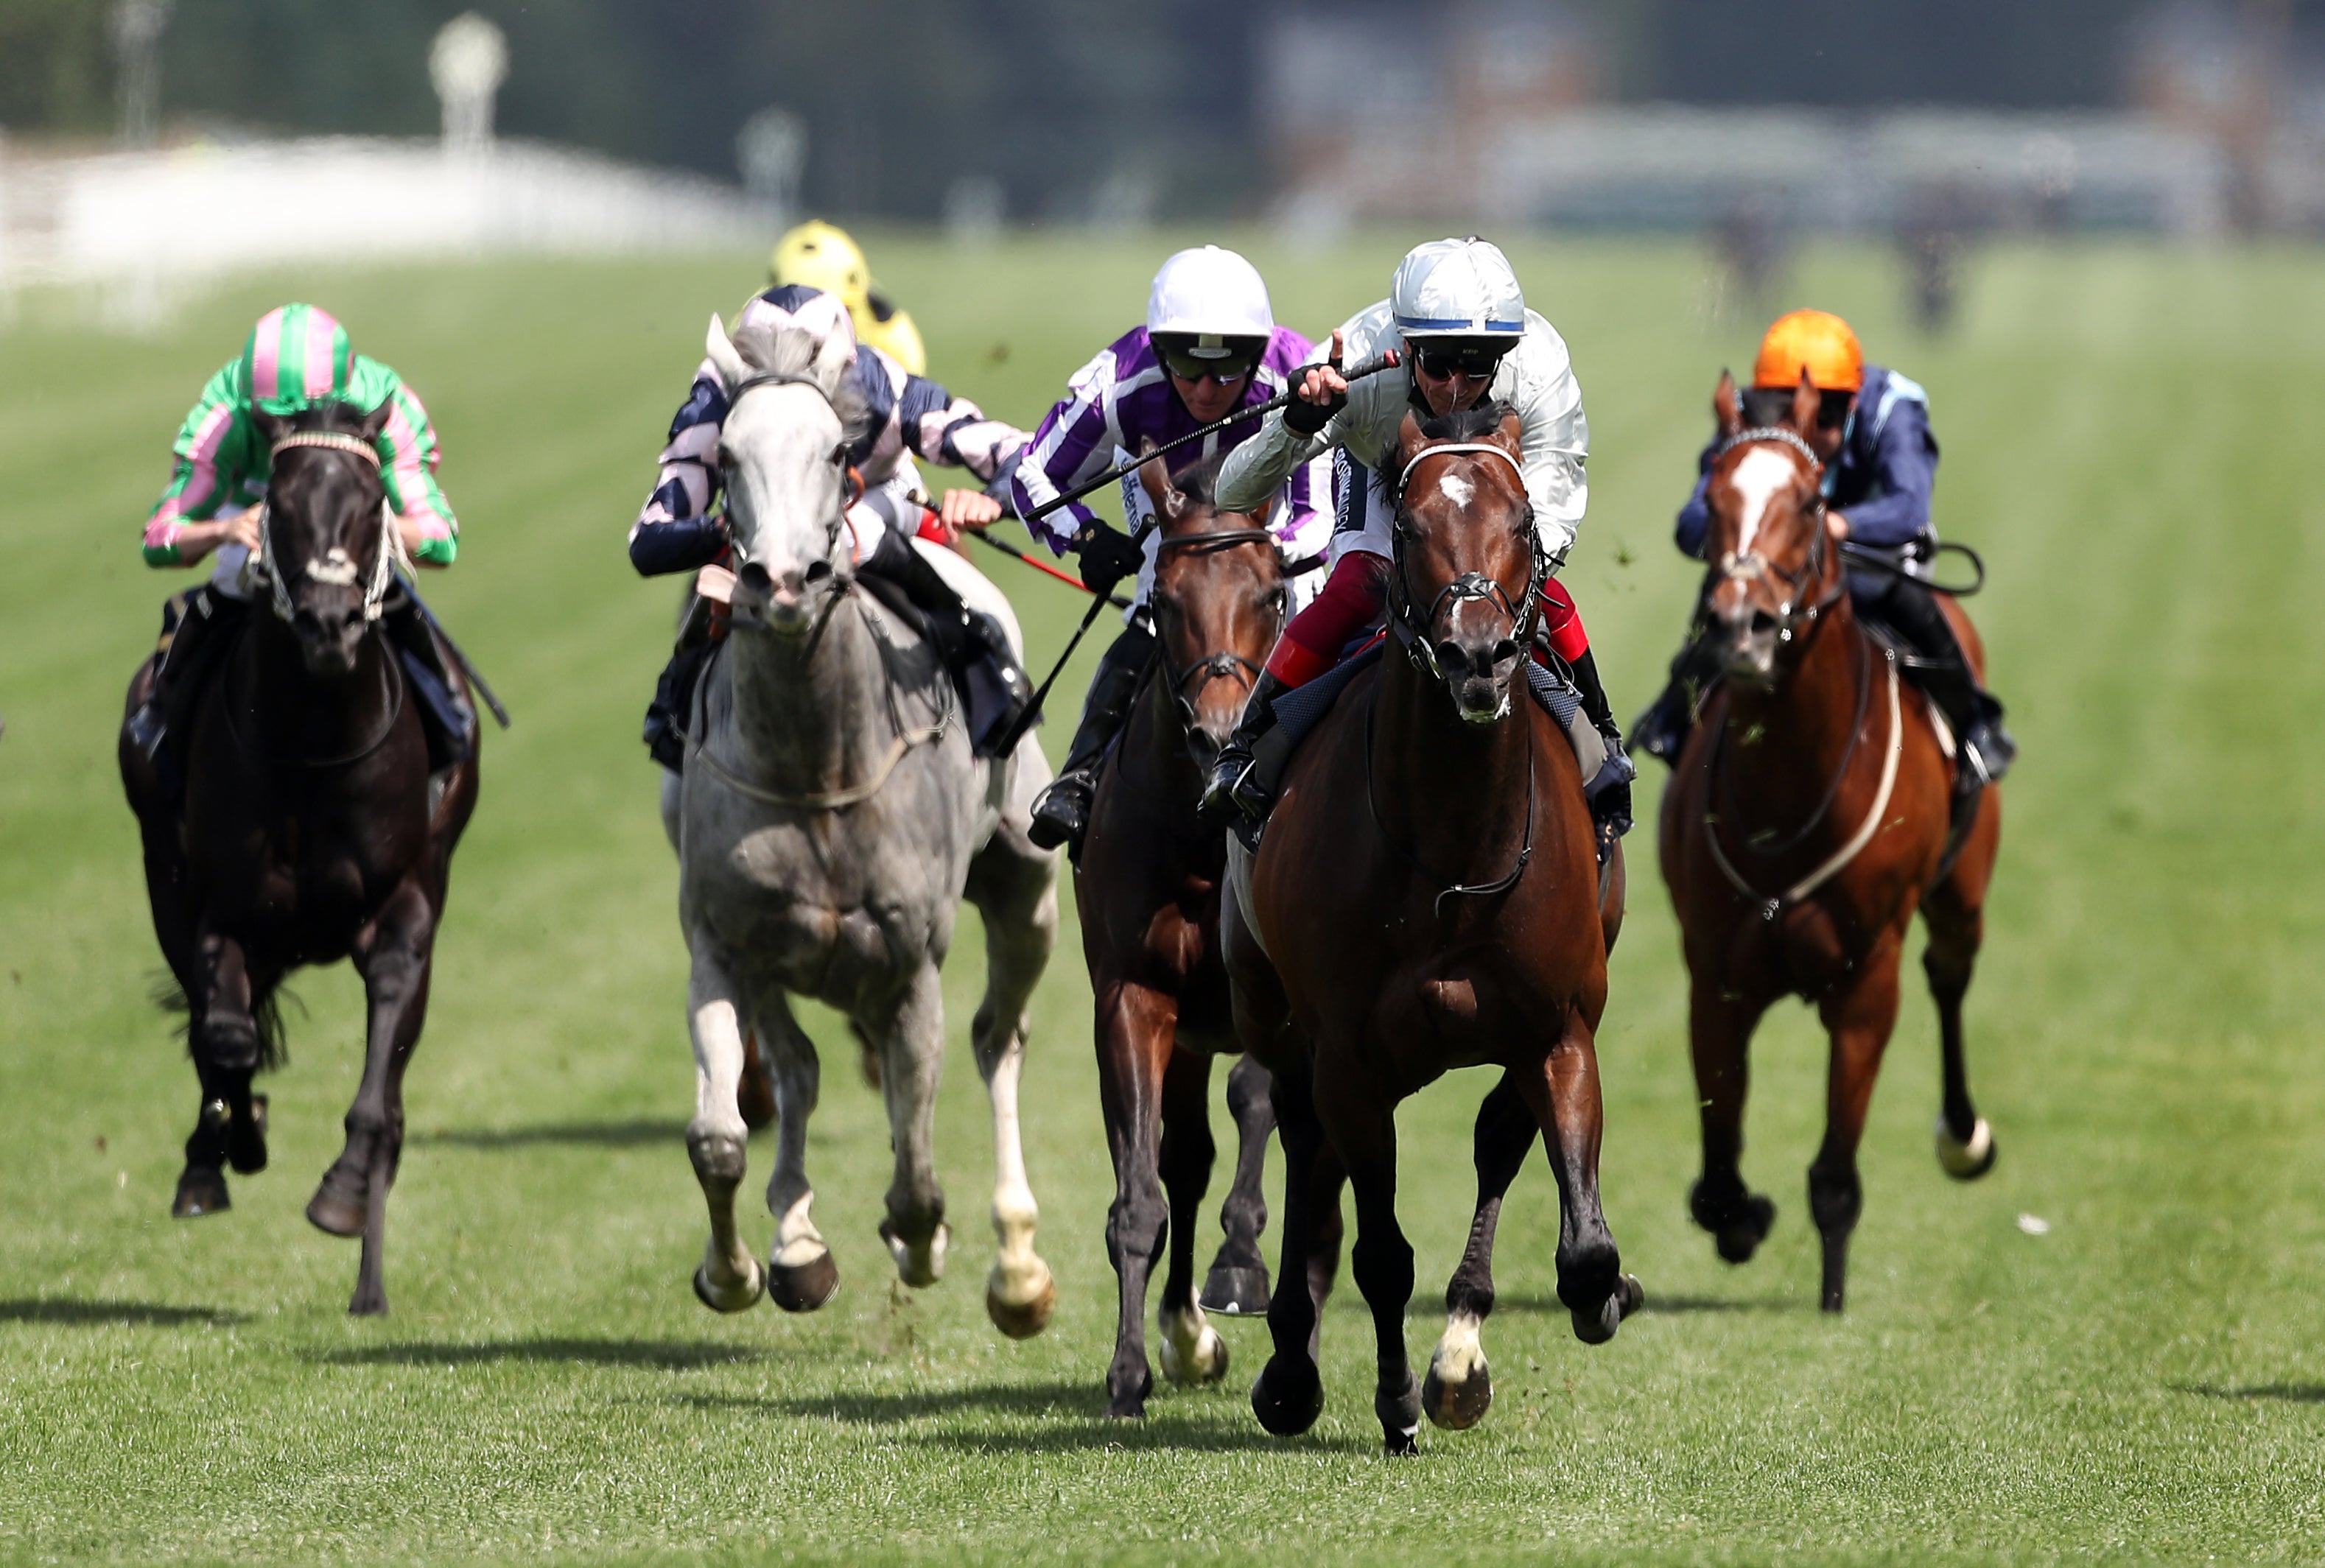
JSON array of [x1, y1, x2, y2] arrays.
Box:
[[3, 233, 2324, 1565]]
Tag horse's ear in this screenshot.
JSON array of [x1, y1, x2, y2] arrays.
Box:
[[703, 313, 749, 393], [358, 398, 394, 444], [810, 326, 853, 397], [250, 407, 292, 450], [1714, 370, 1743, 437], [1245, 489, 1274, 529], [1496, 407, 1524, 454], [1135, 440, 1184, 521], [1394, 408, 1427, 468], [1789, 368, 1819, 435]]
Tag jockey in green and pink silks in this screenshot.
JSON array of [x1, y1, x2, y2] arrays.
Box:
[[143, 303, 457, 579]]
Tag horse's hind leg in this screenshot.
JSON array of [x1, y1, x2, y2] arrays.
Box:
[[1423, 1070, 1533, 1431], [1157, 1049, 1228, 1389], [872, 963, 950, 1289], [1518, 1012, 1641, 1347], [317, 880, 438, 1316], [755, 990, 835, 1312], [965, 832, 1059, 1338], [1688, 977, 1779, 1264], [1095, 980, 1173, 1417], [1251, 1062, 1330, 1440], [1809, 946, 1905, 1313], [1313, 1066, 1423, 1457], [680, 932, 764, 1313], [1925, 796, 2002, 1180], [1199, 1054, 1274, 1317]]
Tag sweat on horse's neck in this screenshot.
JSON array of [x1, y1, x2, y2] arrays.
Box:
[[722, 593, 918, 795], [1372, 644, 1535, 882]]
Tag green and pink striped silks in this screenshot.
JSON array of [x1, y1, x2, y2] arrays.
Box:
[[144, 304, 458, 568]]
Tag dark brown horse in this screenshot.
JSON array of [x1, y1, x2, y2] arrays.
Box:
[[1661, 373, 2002, 1312], [119, 398, 480, 1315], [1079, 451, 1288, 1419], [1224, 407, 1640, 1457]]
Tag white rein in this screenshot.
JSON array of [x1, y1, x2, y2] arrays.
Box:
[[255, 431, 408, 625]]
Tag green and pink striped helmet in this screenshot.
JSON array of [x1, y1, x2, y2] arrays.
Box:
[[235, 303, 357, 415]]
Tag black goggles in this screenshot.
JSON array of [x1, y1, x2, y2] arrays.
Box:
[[1410, 338, 1517, 379], [1157, 339, 1261, 384]]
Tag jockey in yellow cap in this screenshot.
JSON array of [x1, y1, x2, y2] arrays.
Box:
[[1632, 308, 2015, 795], [769, 219, 927, 374]]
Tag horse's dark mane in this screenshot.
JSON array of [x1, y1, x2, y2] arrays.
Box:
[[1165, 449, 1229, 510], [285, 398, 374, 435], [1417, 399, 1515, 445]]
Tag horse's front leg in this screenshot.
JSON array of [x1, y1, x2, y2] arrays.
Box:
[[1251, 1061, 1330, 1439], [312, 879, 436, 1316], [1199, 1052, 1274, 1317], [190, 927, 271, 1178], [1517, 1008, 1643, 1346], [1811, 945, 1905, 1312], [1688, 974, 1779, 1264], [874, 963, 950, 1287], [681, 932, 764, 1313], [1314, 1065, 1423, 1457], [1422, 1070, 1535, 1431], [756, 990, 836, 1312], [1095, 980, 1172, 1417], [1157, 1047, 1229, 1388], [965, 830, 1059, 1340]]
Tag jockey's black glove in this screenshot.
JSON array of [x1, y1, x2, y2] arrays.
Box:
[[1076, 525, 1145, 600], [1282, 389, 1343, 436]]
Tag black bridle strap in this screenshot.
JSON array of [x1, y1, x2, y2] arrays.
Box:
[[1386, 446, 1541, 682], [1365, 695, 1535, 922]]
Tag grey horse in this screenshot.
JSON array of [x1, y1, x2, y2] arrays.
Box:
[[663, 313, 1061, 1337]]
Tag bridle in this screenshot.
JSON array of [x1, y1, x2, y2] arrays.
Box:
[[1385, 442, 1540, 695], [256, 431, 404, 627], [719, 368, 863, 653], [1152, 525, 1283, 729], [1706, 426, 1842, 646]]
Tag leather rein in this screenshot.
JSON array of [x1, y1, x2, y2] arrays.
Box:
[[1706, 425, 1843, 645]]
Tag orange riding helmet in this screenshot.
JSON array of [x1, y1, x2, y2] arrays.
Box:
[[1753, 309, 1864, 393]]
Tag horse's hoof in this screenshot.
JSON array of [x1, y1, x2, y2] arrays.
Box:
[[985, 1260, 1056, 1340], [1421, 1360, 1492, 1431], [305, 1180, 365, 1239], [1383, 1427, 1420, 1458], [1199, 1263, 1272, 1318], [1571, 1287, 1626, 1346], [225, 1095, 269, 1175], [1935, 1114, 1997, 1180], [1159, 1312, 1227, 1385], [1617, 1273, 1647, 1318], [172, 1166, 229, 1219], [1376, 1375, 1423, 1456], [1692, 1180, 1778, 1265], [767, 1250, 839, 1313], [348, 1284, 388, 1318], [883, 1220, 950, 1288], [1251, 1357, 1325, 1437], [692, 1257, 766, 1314]]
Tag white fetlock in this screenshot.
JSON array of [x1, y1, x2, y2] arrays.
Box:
[[886, 1220, 950, 1287], [693, 1242, 765, 1313], [1934, 1114, 1994, 1178], [1423, 1311, 1493, 1430], [1159, 1304, 1228, 1386]]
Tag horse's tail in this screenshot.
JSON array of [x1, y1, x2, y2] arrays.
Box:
[[149, 971, 294, 1073]]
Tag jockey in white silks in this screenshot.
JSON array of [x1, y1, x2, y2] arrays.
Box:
[[629, 285, 1034, 766], [1203, 236, 1635, 861], [1005, 245, 1332, 854]]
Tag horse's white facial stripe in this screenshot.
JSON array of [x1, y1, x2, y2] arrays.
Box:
[[1728, 447, 1795, 558], [1438, 472, 1475, 508]]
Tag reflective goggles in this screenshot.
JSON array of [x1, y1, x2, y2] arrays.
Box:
[[1157, 339, 1262, 384], [1410, 337, 1518, 380]]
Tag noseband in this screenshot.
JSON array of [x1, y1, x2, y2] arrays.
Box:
[[257, 431, 402, 627], [1708, 426, 1840, 643], [1386, 443, 1540, 689], [724, 368, 856, 576], [1154, 526, 1282, 720]]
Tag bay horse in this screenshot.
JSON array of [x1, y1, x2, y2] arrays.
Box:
[[1079, 449, 1289, 1419], [119, 398, 481, 1316], [1661, 372, 2003, 1312], [1223, 406, 1641, 1456], [668, 315, 1060, 1336]]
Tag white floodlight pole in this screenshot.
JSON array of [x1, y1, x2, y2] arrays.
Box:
[[111, 0, 173, 150]]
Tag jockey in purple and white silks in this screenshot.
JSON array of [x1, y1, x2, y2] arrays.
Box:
[[125, 303, 473, 787], [631, 284, 1033, 769], [1011, 245, 1333, 854]]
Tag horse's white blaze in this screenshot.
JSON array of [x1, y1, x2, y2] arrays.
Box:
[[1159, 1302, 1226, 1384], [1431, 1309, 1487, 1385], [1727, 446, 1795, 558], [771, 1191, 827, 1266], [1438, 471, 1475, 508]]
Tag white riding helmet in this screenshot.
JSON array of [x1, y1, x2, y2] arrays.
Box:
[[1390, 236, 1526, 339], [1146, 245, 1273, 358]]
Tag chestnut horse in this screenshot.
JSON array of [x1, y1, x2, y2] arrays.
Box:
[[119, 398, 481, 1315], [1661, 373, 2003, 1312], [1224, 406, 1640, 1457], [1080, 451, 1289, 1419]]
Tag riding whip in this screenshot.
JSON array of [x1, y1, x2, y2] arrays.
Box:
[[966, 526, 1132, 607], [395, 576, 513, 729], [994, 351, 1403, 756]]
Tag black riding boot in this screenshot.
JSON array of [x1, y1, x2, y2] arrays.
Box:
[[859, 529, 1031, 756], [381, 589, 475, 773], [1565, 648, 1635, 865], [1856, 572, 2016, 789], [128, 587, 248, 796], [1028, 618, 1155, 854], [1628, 614, 1722, 767], [1199, 671, 1293, 841]]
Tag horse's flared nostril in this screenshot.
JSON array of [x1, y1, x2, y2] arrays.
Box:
[[1490, 639, 1521, 670], [1435, 640, 1470, 678], [739, 562, 773, 595]]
